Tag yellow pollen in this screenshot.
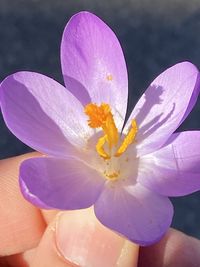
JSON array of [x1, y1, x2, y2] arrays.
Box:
[[115, 119, 138, 157], [85, 103, 138, 160], [102, 112, 118, 148], [85, 103, 119, 158], [96, 135, 110, 159], [85, 103, 111, 128], [105, 171, 120, 180], [106, 74, 113, 81]]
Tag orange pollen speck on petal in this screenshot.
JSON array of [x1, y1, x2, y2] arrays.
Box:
[[106, 74, 113, 81]]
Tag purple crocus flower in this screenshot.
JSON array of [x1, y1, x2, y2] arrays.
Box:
[[0, 11, 200, 246]]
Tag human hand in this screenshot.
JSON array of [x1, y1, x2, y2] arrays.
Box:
[[0, 153, 200, 267], [0, 152, 138, 267]]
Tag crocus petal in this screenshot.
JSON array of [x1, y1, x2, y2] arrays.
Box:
[[180, 73, 200, 124], [124, 62, 200, 156], [20, 156, 105, 209], [138, 131, 200, 196], [61, 11, 128, 129], [0, 72, 93, 157], [94, 183, 173, 246]]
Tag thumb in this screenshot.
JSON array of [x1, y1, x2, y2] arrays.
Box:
[[31, 208, 138, 267]]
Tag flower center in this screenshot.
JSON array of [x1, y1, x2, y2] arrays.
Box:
[[85, 103, 138, 180]]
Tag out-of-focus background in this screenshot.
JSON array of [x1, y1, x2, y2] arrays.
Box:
[[0, 0, 200, 238]]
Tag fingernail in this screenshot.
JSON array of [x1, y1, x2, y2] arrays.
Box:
[[55, 208, 138, 267]]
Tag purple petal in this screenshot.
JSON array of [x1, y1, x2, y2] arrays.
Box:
[[20, 156, 105, 209], [138, 131, 200, 196], [124, 62, 200, 156], [61, 11, 128, 129], [0, 72, 92, 157], [94, 183, 173, 246], [180, 72, 200, 124]]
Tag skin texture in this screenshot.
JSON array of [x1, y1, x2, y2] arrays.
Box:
[[0, 153, 200, 267]]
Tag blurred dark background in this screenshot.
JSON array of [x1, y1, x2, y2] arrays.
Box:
[[0, 0, 200, 238]]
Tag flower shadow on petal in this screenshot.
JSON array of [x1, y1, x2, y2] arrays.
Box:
[[63, 75, 91, 106], [1, 77, 76, 157], [134, 85, 176, 139], [140, 103, 175, 140], [135, 85, 165, 126]]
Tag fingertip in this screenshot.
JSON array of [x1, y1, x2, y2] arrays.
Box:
[[55, 208, 138, 267], [32, 208, 139, 267], [139, 228, 200, 267], [0, 153, 45, 255]]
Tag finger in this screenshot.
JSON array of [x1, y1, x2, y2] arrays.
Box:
[[138, 228, 200, 267], [0, 249, 33, 267], [31, 208, 138, 267], [0, 153, 46, 256], [0, 248, 35, 267], [42, 209, 59, 224]]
